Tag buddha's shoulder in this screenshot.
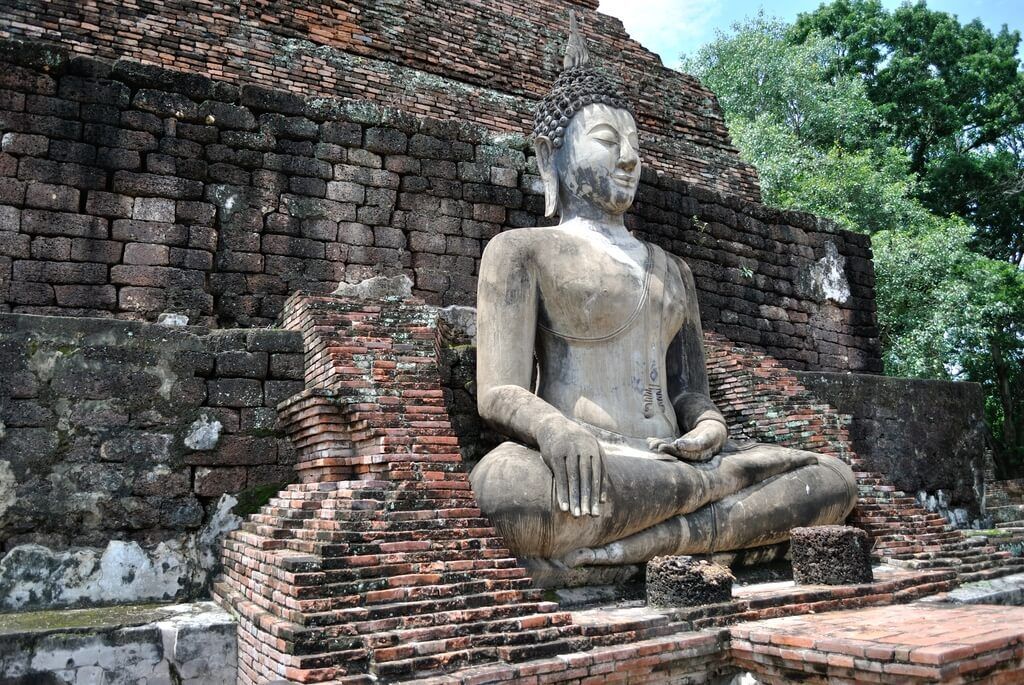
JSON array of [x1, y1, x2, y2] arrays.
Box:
[[481, 226, 566, 259]]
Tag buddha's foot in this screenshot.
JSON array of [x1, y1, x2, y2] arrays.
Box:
[[560, 541, 628, 568], [705, 448, 817, 502], [560, 515, 693, 567]]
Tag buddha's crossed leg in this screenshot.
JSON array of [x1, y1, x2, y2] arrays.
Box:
[[470, 441, 857, 563]]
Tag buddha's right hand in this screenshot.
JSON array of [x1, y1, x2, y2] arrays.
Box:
[[536, 418, 606, 518]]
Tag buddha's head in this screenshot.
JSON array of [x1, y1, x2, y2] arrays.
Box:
[[533, 13, 641, 220]]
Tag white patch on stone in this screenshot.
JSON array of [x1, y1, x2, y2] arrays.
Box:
[[144, 357, 177, 400], [810, 241, 851, 304], [155, 602, 238, 683], [0, 540, 193, 611], [0, 460, 15, 519], [0, 420, 5, 440], [439, 306, 478, 343], [197, 494, 242, 573], [157, 312, 189, 327], [333, 274, 413, 299], [27, 346, 62, 382], [184, 415, 222, 451]]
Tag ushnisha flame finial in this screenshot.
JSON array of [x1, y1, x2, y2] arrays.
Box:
[[563, 10, 591, 69], [533, 11, 633, 149]]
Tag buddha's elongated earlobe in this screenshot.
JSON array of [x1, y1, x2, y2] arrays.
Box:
[[535, 135, 560, 218]]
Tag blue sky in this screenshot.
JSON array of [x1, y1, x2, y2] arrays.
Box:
[[598, 0, 1024, 68]]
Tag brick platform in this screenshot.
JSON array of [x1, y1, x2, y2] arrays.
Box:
[[731, 603, 1024, 684], [213, 292, 588, 683]]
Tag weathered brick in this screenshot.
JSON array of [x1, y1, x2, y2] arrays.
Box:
[[96, 147, 142, 170], [22, 210, 107, 238], [264, 380, 304, 406], [207, 379, 264, 407], [25, 182, 80, 212], [123, 243, 170, 266], [54, 284, 117, 308], [13, 260, 108, 284], [111, 219, 188, 246], [321, 121, 362, 146], [1, 132, 48, 156], [0, 233, 29, 258], [58, 76, 130, 107], [112, 171, 203, 199], [133, 197, 176, 223], [0, 206, 21, 232], [119, 285, 165, 311], [216, 351, 268, 379], [30, 236, 71, 261], [364, 127, 408, 155], [194, 466, 247, 497], [70, 238, 123, 264]]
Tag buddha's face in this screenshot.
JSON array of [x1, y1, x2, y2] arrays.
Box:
[[555, 104, 641, 216]]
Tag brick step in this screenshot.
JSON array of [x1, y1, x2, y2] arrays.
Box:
[[224, 528, 289, 551], [371, 613, 575, 652], [348, 602, 563, 636], [290, 537, 512, 560], [369, 636, 592, 679], [292, 519, 496, 539], [959, 559, 1024, 584], [291, 577, 536, 614], [369, 646, 496, 679], [281, 567, 533, 602], [285, 558, 524, 587], [298, 589, 550, 627], [248, 513, 311, 529], [371, 623, 580, 664]]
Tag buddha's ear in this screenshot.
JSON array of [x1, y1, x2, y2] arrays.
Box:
[[534, 136, 560, 218]]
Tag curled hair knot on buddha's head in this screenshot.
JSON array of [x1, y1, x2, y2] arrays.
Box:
[[532, 11, 633, 149]]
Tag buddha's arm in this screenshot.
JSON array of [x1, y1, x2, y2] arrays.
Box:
[[476, 233, 604, 516], [655, 256, 728, 461]]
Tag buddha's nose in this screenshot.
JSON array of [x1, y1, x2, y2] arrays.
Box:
[[618, 139, 639, 173]]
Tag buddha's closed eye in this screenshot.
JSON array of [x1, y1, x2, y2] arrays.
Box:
[[589, 124, 619, 145]]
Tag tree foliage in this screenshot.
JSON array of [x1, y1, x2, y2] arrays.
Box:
[[793, 0, 1024, 265], [683, 10, 1024, 475]]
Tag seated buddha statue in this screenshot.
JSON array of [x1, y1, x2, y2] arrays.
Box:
[[468, 15, 857, 569]]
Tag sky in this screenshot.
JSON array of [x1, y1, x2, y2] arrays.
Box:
[[598, 0, 1024, 68]]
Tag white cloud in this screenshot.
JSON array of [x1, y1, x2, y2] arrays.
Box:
[[598, 0, 722, 66]]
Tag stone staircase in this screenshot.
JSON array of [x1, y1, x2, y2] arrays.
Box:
[[213, 292, 588, 684], [850, 470, 1024, 583], [704, 333, 1024, 585]]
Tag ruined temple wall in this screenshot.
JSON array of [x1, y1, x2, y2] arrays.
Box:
[[0, 313, 303, 609], [0, 41, 881, 372], [0, 0, 761, 200]]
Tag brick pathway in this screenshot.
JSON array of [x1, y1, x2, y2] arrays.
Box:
[[731, 603, 1024, 684]]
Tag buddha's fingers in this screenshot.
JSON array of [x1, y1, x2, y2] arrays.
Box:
[[551, 455, 570, 513], [567, 453, 581, 517], [592, 449, 604, 515], [579, 452, 593, 516]]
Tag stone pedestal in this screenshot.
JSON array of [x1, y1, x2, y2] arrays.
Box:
[[791, 525, 874, 585], [646, 556, 734, 608]]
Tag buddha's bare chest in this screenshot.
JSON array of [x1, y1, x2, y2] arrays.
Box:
[[533, 239, 687, 341]]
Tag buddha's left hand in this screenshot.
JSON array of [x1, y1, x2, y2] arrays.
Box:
[[647, 420, 728, 462]]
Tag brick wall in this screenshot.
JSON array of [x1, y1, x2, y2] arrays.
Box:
[[0, 0, 761, 200], [0, 41, 881, 372], [0, 313, 302, 554]]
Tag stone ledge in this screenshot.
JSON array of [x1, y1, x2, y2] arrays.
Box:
[[0, 601, 236, 684]]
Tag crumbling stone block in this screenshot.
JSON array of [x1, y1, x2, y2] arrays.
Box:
[[791, 525, 874, 585], [646, 556, 734, 608]]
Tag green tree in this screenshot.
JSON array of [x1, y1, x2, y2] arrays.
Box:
[[792, 0, 1024, 265], [685, 14, 1024, 475]]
